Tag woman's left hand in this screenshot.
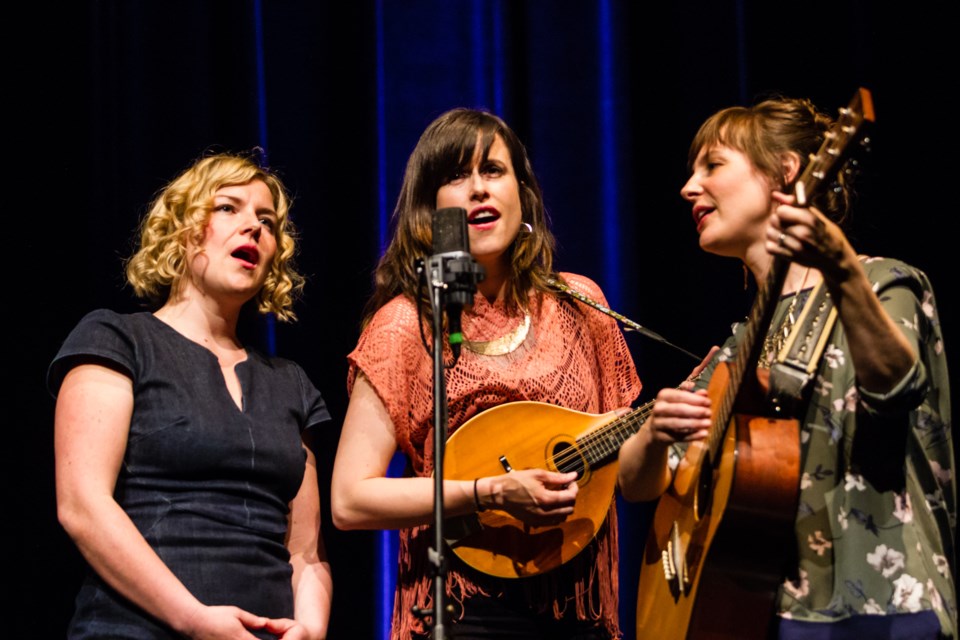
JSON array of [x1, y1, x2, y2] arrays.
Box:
[[767, 192, 856, 285], [767, 191, 918, 394], [262, 618, 313, 640]]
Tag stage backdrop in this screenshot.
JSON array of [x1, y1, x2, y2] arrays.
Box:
[[11, 2, 953, 638]]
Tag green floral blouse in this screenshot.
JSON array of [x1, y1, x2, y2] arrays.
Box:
[[683, 256, 956, 635]]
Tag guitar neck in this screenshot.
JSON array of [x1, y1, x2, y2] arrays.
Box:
[[711, 255, 789, 438], [578, 400, 656, 468]]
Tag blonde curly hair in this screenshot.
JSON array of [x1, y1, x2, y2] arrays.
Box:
[[125, 150, 304, 321]]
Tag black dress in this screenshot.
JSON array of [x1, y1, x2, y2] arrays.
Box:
[[48, 310, 331, 639]]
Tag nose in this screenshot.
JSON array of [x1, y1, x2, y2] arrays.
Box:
[[680, 173, 701, 202], [240, 209, 262, 240], [468, 169, 488, 200]]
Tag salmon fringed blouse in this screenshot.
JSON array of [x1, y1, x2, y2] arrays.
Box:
[[348, 272, 642, 639]]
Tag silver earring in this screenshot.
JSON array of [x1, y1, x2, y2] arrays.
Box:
[[521, 222, 533, 233]]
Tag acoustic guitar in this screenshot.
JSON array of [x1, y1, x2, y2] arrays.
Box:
[[443, 398, 654, 578], [634, 87, 875, 639]]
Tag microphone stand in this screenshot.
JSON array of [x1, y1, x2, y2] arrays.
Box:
[[413, 251, 482, 640], [411, 207, 484, 639], [426, 271, 451, 640]]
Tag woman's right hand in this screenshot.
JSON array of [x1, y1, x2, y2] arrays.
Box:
[[179, 604, 272, 639], [616, 386, 712, 503], [476, 469, 579, 527], [644, 387, 712, 444]]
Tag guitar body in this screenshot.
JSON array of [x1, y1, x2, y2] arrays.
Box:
[[636, 362, 801, 640], [443, 401, 621, 578]]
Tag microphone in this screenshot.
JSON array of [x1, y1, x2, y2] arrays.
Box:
[[429, 207, 485, 360]]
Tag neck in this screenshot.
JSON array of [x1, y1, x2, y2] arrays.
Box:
[[155, 288, 243, 349], [743, 241, 773, 285], [781, 263, 818, 296], [742, 253, 818, 296], [475, 259, 510, 304]]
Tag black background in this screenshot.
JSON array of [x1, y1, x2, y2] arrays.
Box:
[[9, 2, 954, 638]]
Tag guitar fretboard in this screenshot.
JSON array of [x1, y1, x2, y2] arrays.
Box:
[[707, 256, 788, 458]]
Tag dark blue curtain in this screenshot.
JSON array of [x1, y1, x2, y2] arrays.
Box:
[[14, 2, 953, 638]]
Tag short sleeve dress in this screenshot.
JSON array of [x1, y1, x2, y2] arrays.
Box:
[[48, 309, 331, 640]]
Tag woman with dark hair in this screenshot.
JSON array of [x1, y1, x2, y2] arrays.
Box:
[[331, 108, 642, 639], [50, 151, 333, 639], [619, 96, 956, 639]]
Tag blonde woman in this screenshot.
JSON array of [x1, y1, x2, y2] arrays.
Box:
[[50, 152, 332, 639]]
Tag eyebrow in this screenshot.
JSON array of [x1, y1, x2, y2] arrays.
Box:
[[214, 193, 277, 217], [698, 146, 725, 162]]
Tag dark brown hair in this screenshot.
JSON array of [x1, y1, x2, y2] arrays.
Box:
[[363, 108, 558, 326]]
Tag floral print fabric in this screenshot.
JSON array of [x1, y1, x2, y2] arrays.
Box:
[[687, 257, 956, 635]]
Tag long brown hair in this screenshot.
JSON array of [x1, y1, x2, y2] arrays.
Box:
[[363, 108, 558, 326], [689, 96, 854, 224]]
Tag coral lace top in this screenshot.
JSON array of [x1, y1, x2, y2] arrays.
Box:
[[348, 273, 641, 639]]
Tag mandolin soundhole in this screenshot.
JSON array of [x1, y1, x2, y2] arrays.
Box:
[[549, 439, 587, 480]]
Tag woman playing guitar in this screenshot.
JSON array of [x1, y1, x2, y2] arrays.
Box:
[[620, 95, 956, 639]]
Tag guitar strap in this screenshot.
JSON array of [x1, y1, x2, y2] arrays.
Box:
[[546, 277, 702, 363], [768, 278, 838, 415], [546, 274, 837, 413]]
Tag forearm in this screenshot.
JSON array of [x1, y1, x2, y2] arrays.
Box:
[[333, 475, 477, 530], [826, 259, 917, 393], [290, 552, 333, 640], [59, 495, 204, 634], [770, 204, 918, 393], [618, 425, 674, 503]]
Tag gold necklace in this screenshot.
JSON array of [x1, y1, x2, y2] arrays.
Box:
[[462, 313, 531, 356], [759, 267, 811, 368]]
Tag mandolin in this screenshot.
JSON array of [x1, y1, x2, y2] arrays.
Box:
[[443, 399, 654, 578]]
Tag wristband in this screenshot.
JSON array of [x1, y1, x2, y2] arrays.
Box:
[[473, 478, 486, 512]]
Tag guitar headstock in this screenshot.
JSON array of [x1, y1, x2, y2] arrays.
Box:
[[794, 87, 875, 207]]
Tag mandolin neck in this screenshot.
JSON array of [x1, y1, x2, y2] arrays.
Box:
[[578, 400, 656, 467]]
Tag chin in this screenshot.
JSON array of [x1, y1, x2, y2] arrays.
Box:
[[697, 233, 713, 252], [697, 234, 729, 258]]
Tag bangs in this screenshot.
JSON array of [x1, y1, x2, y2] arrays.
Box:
[[423, 117, 500, 192], [688, 108, 752, 169]]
